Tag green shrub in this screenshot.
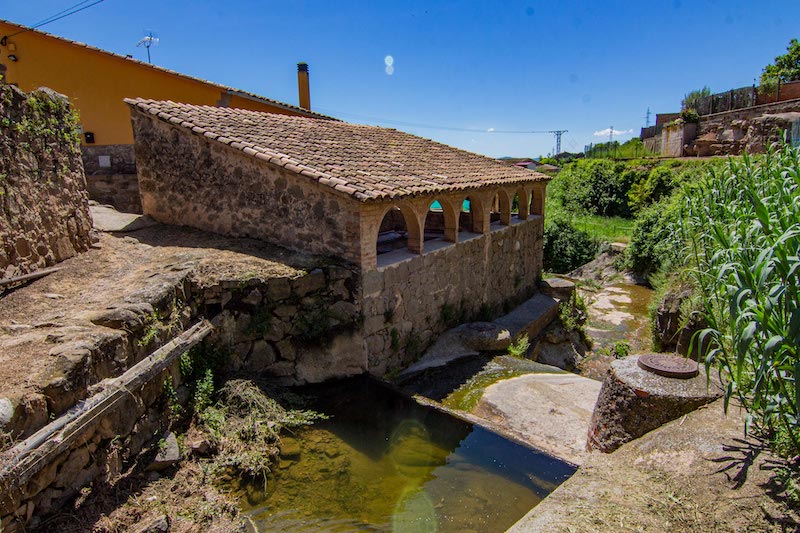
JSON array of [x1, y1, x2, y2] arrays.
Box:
[[624, 195, 683, 277], [628, 166, 676, 214], [681, 144, 800, 457], [543, 217, 599, 274], [507, 335, 531, 358]]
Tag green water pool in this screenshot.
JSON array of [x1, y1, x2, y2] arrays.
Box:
[[231, 376, 575, 532]]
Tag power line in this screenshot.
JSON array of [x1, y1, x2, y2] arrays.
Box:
[[313, 107, 562, 135], [4, 0, 108, 38]]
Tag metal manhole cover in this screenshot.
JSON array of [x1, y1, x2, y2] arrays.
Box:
[[638, 354, 699, 379]]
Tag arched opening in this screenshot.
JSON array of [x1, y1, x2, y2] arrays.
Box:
[[514, 189, 530, 222], [376, 206, 409, 256], [375, 203, 423, 262], [459, 195, 486, 236], [424, 198, 458, 244]]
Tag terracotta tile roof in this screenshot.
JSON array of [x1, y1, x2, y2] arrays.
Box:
[[125, 99, 550, 202], [0, 19, 335, 121]]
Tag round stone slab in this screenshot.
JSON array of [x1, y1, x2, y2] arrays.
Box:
[[638, 353, 699, 379]]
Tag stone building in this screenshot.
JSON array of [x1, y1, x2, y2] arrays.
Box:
[[127, 99, 550, 374]]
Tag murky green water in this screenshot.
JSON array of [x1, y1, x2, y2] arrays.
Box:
[[440, 356, 567, 412], [233, 376, 575, 532]]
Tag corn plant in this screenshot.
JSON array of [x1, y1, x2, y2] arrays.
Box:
[[680, 141, 800, 456]]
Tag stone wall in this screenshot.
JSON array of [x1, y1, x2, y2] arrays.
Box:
[[130, 113, 363, 263], [361, 217, 544, 374], [85, 173, 142, 213], [0, 85, 92, 279], [81, 144, 137, 175], [687, 99, 800, 156], [0, 258, 361, 530], [660, 122, 697, 157]]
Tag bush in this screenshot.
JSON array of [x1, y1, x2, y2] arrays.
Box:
[[681, 144, 800, 457], [548, 159, 639, 218], [624, 195, 683, 277], [543, 216, 599, 273], [628, 166, 677, 214]]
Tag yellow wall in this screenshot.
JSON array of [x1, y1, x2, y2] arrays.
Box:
[[0, 21, 300, 145]]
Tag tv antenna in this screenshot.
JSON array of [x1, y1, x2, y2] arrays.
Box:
[[645, 107, 652, 127], [136, 30, 159, 63]]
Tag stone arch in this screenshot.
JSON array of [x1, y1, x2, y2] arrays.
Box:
[[375, 202, 423, 257], [459, 193, 488, 234], [424, 197, 459, 243]]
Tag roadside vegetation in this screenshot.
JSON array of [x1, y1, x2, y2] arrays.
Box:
[[543, 156, 722, 273]]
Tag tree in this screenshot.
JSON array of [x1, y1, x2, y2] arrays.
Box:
[[681, 86, 711, 111], [760, 38, 800, 85]]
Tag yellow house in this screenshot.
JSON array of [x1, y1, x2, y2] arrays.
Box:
[[0, 18, 330, 211]]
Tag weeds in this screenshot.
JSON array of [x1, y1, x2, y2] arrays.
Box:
[[200, 379, 326, 483], [507, 334, 531, 358], [405, 331, 423, 361], [598, 340, 631, 359], [137, 312, 160, 347]]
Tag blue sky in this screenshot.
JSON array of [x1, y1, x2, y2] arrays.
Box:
[[4, 1, 800, 157]]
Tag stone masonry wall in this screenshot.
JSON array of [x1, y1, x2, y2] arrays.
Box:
[[131, 113, 363, 263], [0, 85, 92, 279], [0, 260, 360, 531], [85, 173, 142, 213], [361, 217, 544, 375]]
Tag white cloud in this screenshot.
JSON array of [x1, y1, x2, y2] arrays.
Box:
[[593, 127, 633, 137], [487, 127, 495, 132]]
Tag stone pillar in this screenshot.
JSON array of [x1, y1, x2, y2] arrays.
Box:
[[587, 355, 722, 453], [497, 188, 512, 225], [531, 184, 545, 216], [359, 204, 386, 270], [438, 196, 460, 242], [516, 188, 530, 221], [398, 201, 424, 255], [467, 192, 492, 234]]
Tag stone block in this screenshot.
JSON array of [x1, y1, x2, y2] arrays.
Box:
[[242, 288, 263, 306], [148, 432, 181, 471], [292, 268, 326, 297], [362, 270, 384, 295], [266, 277, 292, 301], [277, 339, 296, 361], [247, 340, 277, 371]]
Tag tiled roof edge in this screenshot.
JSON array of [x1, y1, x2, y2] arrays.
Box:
[[125, 98, 382, 202], [125, 99, 551, 204]]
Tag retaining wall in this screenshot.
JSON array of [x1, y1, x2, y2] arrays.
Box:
[[0, 258, 360, 530], [0, 85, 92, 279], [362, 217, 544, 374]]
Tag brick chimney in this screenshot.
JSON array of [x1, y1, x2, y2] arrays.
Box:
[[297, 62, 310, 110]]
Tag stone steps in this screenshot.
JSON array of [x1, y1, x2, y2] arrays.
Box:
[[495, 293, 560, 341]]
